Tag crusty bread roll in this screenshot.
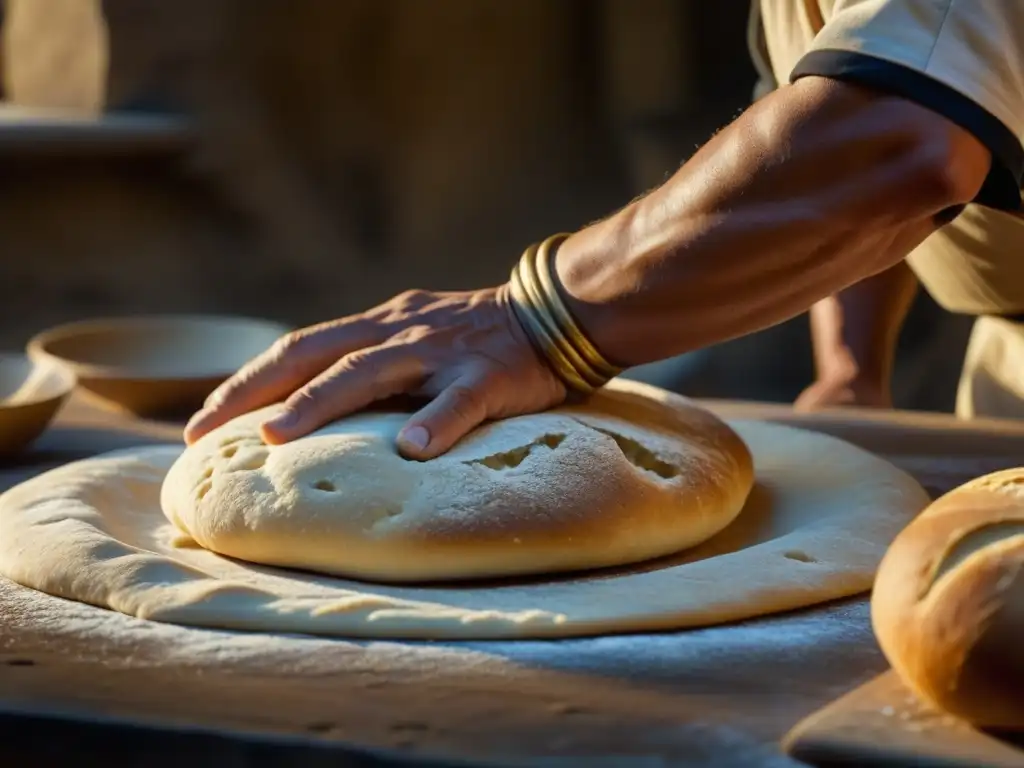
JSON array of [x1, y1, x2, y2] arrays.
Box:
[[871, 468, 1024, 730]]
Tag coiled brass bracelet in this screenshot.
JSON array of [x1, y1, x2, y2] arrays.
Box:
[[508, 233, 622, 394]]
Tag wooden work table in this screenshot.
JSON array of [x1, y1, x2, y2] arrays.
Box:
[[2, 395, 1024, 768]]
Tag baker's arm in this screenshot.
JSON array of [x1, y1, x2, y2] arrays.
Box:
[[553, 75, 989, 368], [795, 261, 919, 410], [183, 77, 993, 457], [185, 3, 1024, 458]]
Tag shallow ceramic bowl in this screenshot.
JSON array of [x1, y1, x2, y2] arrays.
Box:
[[0, 352, 76, 456], [27, 315, 290, 420]]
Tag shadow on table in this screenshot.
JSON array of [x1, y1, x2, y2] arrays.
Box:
[[0, 424, 182, 476]]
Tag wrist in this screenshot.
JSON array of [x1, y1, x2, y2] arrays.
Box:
[[818, 362, 891, 399], [816, 343, 891, 388], [552, 212, 650, 369], [506, 235, 624, 393]]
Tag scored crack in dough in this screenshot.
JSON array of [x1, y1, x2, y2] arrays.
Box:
[[159, 387, 756, 582], [0, 380, 930, 640]]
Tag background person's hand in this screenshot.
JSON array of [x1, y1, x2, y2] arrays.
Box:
[[793, 374, 892, 412], [183, 286, 567, 459]]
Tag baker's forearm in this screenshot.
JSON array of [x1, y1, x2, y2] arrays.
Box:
[[555, 76, 990, 367], [809, 260, 918, 386]]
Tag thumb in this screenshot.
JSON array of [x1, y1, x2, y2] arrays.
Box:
[[397, 377, 491, 460]]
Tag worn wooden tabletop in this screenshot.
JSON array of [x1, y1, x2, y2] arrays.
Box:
[[2, 395, 1024, 768]]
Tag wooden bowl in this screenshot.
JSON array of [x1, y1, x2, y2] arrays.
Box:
[[27, 315, 290, 420], [0, 352, 76, 456]]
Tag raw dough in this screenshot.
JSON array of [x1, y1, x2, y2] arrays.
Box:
[[0, 381, 930, 640], [160, 387, 754, 582]]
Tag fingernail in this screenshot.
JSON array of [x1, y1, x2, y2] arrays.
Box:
[[265, 408, 299, 431], [400, 425, 430, 451]]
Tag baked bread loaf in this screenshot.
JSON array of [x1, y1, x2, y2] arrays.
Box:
[[160, 388, 754, 583], [871, 468, 1024, 730]]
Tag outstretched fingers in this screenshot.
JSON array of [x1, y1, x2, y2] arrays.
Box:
[[183, 318, 381, 443], [259, 343, 427, 443], [181, 286, 566, 456]]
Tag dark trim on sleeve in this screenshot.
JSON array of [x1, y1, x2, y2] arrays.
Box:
[[992, 311, 1024, 322], [792, 49, 1023, 212]]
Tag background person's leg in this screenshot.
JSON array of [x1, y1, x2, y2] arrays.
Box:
[[956, 316, 1024, 421]]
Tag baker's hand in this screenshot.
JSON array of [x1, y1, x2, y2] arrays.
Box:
[[183, 287, 567, 459], [794, 374, 892, 412]]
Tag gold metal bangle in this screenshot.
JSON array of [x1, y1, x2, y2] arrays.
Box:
[[511, 262, 593, 393], [510, 280, 594, 393], [534, 233, 622, 380], [509, 255, 595, 393], [516, 243, 607, 389]]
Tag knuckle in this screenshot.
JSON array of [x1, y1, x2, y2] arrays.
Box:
[[391, 323, 431, 344], [476, 365, 512, 391], [203, 386, 230, 409], [445, 384, 487, 423], [272, 330, 308, 357], [383, 289, 432, 321], [268, 330, 325, 380], [205, 368, 253, 407], [286, 386, 318, 412], [340, 348, 380, 377], [396, 288, 428, 305]]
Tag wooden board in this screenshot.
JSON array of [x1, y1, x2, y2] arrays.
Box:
[[782, 672, 1024, 768], [3, 395, 1024, 766], [706, 400, 1024, 500], [705, 398, 1024, 459]]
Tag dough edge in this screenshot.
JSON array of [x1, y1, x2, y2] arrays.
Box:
[[0, 417, 929, 640]]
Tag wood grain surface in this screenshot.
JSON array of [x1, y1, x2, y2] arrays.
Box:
[[2, 396, 1024, 768], [783, 672, 1024, 768]]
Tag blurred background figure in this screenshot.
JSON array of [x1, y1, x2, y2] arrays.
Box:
[[0, 0, 972, 412]]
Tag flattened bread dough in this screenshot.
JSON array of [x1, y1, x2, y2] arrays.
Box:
[[0, 382, 930, 640], [160, 387, 754, 582]]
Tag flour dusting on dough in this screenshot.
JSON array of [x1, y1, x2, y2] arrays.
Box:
[[0, 381, 929, 641]]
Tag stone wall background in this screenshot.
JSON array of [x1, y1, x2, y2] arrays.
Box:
[[0, 0, 972, 411]]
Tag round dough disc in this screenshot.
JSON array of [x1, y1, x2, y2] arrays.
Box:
[[0, 384, 929, 640], [159, 384, 755, 582]]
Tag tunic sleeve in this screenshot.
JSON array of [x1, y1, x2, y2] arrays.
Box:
[[790, 0, 1024, 211]]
